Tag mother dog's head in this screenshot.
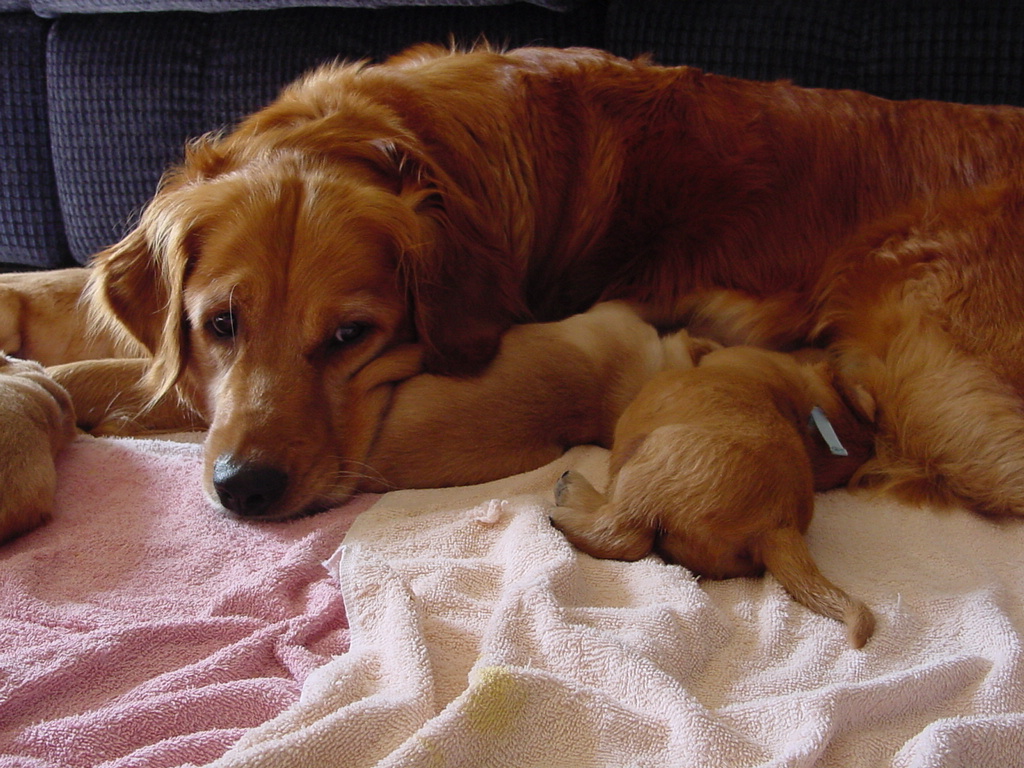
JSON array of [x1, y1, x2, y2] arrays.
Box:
[[88, 55, 524, 520]]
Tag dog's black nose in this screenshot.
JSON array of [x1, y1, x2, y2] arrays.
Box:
[[212, 456, 288, 518]]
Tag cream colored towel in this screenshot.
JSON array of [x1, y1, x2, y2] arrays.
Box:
[[211, 446, 1024, 767]]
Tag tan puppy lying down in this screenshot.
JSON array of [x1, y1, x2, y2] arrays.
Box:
[[363, 301, 717, 492], [551, 345, 877, 648], [0, 354, 76, 542]]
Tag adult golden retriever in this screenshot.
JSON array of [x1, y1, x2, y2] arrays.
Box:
[[3, 44, 1024, 530]]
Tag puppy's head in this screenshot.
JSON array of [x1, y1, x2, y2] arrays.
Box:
[[88, 63, 522, 518]]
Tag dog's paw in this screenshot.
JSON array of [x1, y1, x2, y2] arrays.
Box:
[[553, 469, 605, 511], [550, 471, 586, 535], [553, 469, 583, 506], [0, 354, 77, 543]]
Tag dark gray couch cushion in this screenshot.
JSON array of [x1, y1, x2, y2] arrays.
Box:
[[608, 0, 1024, 106], [0, 12, 69, 268]]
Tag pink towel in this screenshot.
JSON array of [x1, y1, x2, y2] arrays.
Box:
[[0, 434, 374, 768]]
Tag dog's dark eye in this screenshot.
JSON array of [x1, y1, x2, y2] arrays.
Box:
[[206, 310, 238, 339], [332, 322, 370, 347]]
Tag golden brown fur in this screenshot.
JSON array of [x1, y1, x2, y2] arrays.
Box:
[[0, 354, 76, 542], [551, 346, 876, 647], [365, 301, 715, 492], [2, 44, 1024, 527]]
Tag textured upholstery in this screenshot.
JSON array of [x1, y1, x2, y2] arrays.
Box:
[[0, 13, 69, 267], [607, 0, 1024, 104]]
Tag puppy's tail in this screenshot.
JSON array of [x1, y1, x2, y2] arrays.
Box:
[[757, 528, 875, 648]]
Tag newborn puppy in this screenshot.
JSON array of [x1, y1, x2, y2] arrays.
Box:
[[551, 345, 877, 648], [364, 301, 717, 491], [0, 354, 77, 542]]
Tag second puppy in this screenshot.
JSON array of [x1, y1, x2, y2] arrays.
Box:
[[551, 345, 877, 648], [364, 301, 717, 490]]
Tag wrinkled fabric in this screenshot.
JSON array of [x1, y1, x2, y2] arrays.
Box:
[[0, 435, 373, 768], [215, 446, 1024, 768]]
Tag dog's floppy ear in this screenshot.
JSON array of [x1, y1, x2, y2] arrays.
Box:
[[89, 135, 232, 384], [88, 190, 195, 398], [90, 226, 167, 354], [370, 137, 525, 375]]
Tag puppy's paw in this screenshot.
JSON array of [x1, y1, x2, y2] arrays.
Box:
[[553, 469, 606, 511], [0, 354, 77, 542], [551, 471, 591, 535], [553, 470, 572, 505], [550, 474, 653, 561], [554, 470, 584, 507]]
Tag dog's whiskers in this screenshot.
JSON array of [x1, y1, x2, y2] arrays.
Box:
[[330, 456, 400, 492]]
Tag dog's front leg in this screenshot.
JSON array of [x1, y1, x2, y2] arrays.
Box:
[[0, 267, 130, 365], [48, 358, 206, 436]]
